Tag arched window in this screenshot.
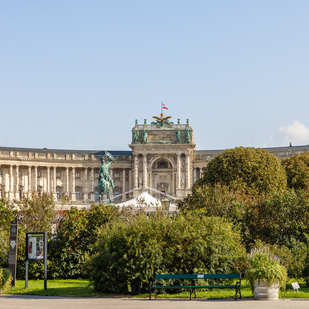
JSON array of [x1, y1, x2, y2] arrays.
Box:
[[157, 160, 168, 169]]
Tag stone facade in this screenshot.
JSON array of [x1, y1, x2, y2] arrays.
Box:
[[0, 117, 309, 207]]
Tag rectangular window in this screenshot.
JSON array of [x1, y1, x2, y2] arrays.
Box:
[[19, 190, 22, 198], [0, 170, 2, 175], [37, 171, 41, 177], [115, 173, 119, 178], [75, 172, 80, 178], [95, 173, 99, 178], [75, 191, 80, 200], [19, 171, 22, 176], [0, 189, 2, 197], [114, 192, 120, 200], [95, 191, 99, 201], [56, 191, 60, 199], [56, 172, 61, 178]]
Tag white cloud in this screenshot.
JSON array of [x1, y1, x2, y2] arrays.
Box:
[[268, 120, 309, 147]]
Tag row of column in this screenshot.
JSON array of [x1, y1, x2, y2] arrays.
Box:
[[0, 165, 130, 201], [133, 153, 192, 191]]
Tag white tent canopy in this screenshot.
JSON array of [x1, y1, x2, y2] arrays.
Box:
[[116, 192, 178, 211]]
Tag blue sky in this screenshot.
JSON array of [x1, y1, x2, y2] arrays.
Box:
[[1, 0, 309, 151]]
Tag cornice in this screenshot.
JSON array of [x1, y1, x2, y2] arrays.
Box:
[[129, 143, 196, 154]]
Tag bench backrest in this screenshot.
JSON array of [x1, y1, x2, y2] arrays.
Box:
[[155, 274, 241, 280]]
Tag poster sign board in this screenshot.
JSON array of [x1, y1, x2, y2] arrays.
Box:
[[26, 233, 45, 260], [25, 232, 47, 289]]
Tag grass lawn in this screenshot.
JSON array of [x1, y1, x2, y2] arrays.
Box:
[[143, 281, 309, 299], [4, 279, 309, 299], [5, 280, 102, 297]]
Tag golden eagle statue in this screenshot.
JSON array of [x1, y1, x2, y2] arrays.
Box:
[[152, 113, 171, 124]]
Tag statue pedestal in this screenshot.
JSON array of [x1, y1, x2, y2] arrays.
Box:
[[90, 192, 95, 202]]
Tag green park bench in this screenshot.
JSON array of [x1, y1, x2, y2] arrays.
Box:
[[149, 273, 241, 300]]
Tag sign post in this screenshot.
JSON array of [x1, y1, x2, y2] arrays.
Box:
[[25, 232, 47, 290], [8, 221, 18, 286]]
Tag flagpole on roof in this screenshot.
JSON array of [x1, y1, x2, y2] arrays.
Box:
[[161, 102, 163, 115]]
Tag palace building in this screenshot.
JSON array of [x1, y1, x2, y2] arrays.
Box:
[[0, 114, 309, 207]]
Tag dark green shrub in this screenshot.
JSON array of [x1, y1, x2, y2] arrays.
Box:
[[48, 203, 119, 279], [244, 190, 309, 248], [282, 153, 309, 190], [0, 198, 16, 268], [90, 212, 246, 294]]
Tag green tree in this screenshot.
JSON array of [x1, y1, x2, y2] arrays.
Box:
[[282, 152, 309, 190], [90, 212, 246, 294], [48, 203, 119, 279], [0, 198, 16, 267], [199, 147, 287, 195], [180, 186, 309, 279], [244, 190, 309, 247], [15, 192, 59, 279]]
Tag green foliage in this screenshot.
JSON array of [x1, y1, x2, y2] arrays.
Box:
[[178, 184, 250, 221], [90, 212, 246, 294], [181, 186, 309, 246], [251, 240, 306, 280], [199, 147, 287, 195], [14, 192, 58, 279], [245, 246, 287, 294], [16, 192, 58, 235], [48, 203, 119, 279], [180, 186, 309, 279], [0, 267, 12, 293], [244, 190, 309, 248], [0, 198, 16, 267], [282, 153, 309, 190]]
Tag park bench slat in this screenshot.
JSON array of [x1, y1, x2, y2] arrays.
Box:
[[155, 274, 241, 280]]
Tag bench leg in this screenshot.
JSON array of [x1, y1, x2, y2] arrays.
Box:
[[149, 290, 151, 300], [155, 289, 157, 299], [190, 288, 192, 300], [235, 288, 241, 300]]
